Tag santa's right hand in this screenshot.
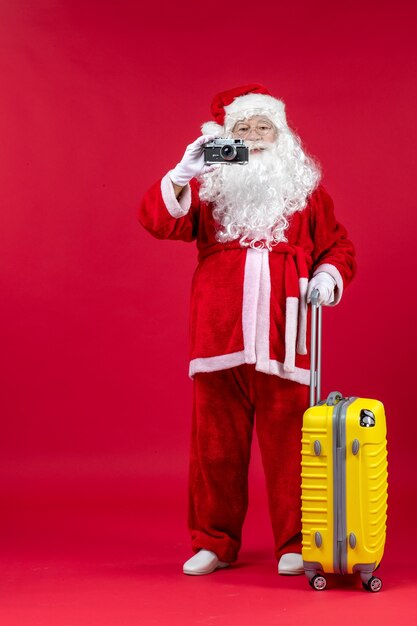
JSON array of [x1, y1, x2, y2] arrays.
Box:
[[169, 135, 216, 187]]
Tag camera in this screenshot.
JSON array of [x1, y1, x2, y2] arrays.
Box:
[[204, 139, 249, 165]]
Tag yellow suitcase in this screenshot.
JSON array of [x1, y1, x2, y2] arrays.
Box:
[[301, 292, 388, 592]]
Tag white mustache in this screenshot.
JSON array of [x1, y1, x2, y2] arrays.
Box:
[[244, 140, 273, 152]]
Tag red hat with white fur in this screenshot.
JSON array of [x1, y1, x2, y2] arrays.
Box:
[[201, 84, 288, 136]]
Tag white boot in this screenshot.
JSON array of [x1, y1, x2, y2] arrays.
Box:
[[183, 549, 229, 576], [278, 553, 304, 575]]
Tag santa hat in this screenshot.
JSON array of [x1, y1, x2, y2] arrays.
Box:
[[201, 84, 288, 136]]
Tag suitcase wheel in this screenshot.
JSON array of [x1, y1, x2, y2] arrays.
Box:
[[362, 576, 383, 593], [310, 575, 327, 591]]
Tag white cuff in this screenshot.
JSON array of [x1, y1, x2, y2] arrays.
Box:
[[160, 172, 192, 218], [313, 263, 344, 305]]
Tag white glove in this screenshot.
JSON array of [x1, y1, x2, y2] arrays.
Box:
[[169, 135, 216, 187], [306, 272, 336, 305]]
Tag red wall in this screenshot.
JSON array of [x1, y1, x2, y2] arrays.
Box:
[[0, 0, 416, 547]]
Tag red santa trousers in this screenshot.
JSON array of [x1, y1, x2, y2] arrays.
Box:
[[188, 364, 309, 563]]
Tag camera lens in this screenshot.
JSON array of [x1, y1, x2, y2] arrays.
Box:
[[220, 143, 237, 161]]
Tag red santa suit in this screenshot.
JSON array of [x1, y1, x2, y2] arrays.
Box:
[[138, 85, 356, 564], [140, 175, 354, 381], [139, 175, 355, 562]]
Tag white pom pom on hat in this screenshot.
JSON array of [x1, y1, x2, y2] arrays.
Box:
[[201, 83, 288, 136]]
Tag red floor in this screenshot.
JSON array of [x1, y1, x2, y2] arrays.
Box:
[[1, 467, 415, 626]]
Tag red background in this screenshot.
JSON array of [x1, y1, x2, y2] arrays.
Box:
[[0, 1, 416, 623]]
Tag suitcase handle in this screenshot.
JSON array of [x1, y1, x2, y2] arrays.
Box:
[[309, 289, 344, 407], [309, 288, 322, 407]]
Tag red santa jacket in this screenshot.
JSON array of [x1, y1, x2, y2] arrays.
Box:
[[139, 174, 356, 385]]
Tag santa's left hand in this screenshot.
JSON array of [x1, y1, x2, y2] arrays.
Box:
[[306, 272, 336, 306]]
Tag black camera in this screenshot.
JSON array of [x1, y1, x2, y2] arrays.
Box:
[[204, 139, 249, 165]]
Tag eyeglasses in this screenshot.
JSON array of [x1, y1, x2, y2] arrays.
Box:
[[233, 121, 275, 139]]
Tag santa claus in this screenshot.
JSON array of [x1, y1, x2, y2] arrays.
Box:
[[139, 84, 356, 576]]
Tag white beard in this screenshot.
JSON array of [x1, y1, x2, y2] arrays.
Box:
[[198, 131, 321, 250]]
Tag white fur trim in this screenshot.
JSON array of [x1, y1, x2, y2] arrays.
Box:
[[189, 351, 247, 376], [241, 249, 271, 370], [313, 263, 344, 305], [161, 172, 192, 218], [297, 277, 308, 355], [225, 93, 285, 119], [284, 297, 299, 373], [189, 352, 310, 386], [242, 249, 262, 362], [255, 249, 271, 370], [262, 359, 310, 385], [201, 93, 288, 138], [224, 93, 287, 132], [201, 121, 224, 136]]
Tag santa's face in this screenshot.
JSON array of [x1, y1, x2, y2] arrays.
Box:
[[199, 116, 320, 250], [231, 115, 277, 153]]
